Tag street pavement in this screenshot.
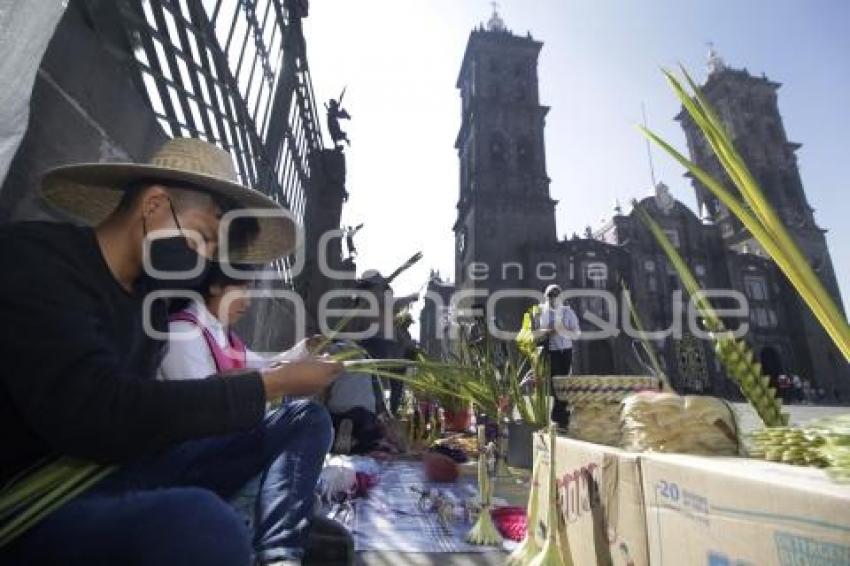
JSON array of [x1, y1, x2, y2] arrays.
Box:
[[734, 402, 848, 433]]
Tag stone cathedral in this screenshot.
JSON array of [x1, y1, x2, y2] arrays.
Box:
[[422, 10, 849, 400]]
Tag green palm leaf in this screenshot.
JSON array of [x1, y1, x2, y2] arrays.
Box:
[[621, 280, 669, 388], [639, 68, 850, 360], [0, 460, 114, 547], [635, 203, 786, 426]]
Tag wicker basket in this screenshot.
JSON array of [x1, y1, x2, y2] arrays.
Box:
[[553, 375, 663, 446]]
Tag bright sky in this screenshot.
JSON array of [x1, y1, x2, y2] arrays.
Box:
[[303, 1, 850, 314]]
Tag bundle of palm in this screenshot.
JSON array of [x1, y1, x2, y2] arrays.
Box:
[[528, 425, 573, 565], [621, 391, 740, 455], [812, 415, 850, 482], [465, 426, 502, 546], [746, 415, 850, 483], [747, 426, 827, 467], [514, 305, 554, 429], [0, 460, 115, 547]]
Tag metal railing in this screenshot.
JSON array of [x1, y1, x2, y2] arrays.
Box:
[[117, 0, 324, 280]]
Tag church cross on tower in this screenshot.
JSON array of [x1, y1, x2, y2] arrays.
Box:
[[487, 1, 505, 31]]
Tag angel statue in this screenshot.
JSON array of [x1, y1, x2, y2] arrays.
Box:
[[326, 87, 351, 148], [343, 223, 363, 260]]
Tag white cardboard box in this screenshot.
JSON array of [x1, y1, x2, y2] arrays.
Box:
[[533, 433, 650, 566], [640, 452, 850, 566]]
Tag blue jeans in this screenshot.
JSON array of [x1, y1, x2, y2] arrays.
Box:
[[3, 399, 333, 565]]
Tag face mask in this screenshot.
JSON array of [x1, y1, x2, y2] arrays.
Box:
[[146, 235, 209, 288], [141, 200, 210, 291]]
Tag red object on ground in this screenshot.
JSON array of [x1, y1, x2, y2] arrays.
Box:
[[443, 407, 471, 432], [422, 452, 459, 482], [355, 472, 378, 497], [490, 506, 528, 542]]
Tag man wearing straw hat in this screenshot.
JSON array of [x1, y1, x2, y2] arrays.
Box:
[[0, 138, 344, 565]]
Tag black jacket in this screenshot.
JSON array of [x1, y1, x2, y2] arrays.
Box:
[[0, 222, 266, 482]]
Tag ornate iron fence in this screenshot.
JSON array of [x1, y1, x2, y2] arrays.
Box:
[[117, 0, 323, 282]]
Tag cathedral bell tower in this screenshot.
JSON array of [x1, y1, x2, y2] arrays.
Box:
[[452, 7, 556, 329], [679, 46, 843, 310], [679, 46, 847, 395]]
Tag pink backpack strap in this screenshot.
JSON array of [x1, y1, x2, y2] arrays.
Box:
[[169, 310, 247, 372], [169, 310, 203, 326], [225, 329, 247, 370]]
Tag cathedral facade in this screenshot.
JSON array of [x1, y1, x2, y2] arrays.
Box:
[[421, 13, 848, 400]]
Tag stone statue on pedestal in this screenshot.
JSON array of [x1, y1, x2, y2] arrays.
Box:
[[326, 88, 351, 148]]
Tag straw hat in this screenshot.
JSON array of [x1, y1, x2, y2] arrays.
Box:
[[40, 137, 296, 263]]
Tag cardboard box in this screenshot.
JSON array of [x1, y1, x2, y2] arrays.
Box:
[[533, 433, 650, 566], [640, 453, 850, 566]]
